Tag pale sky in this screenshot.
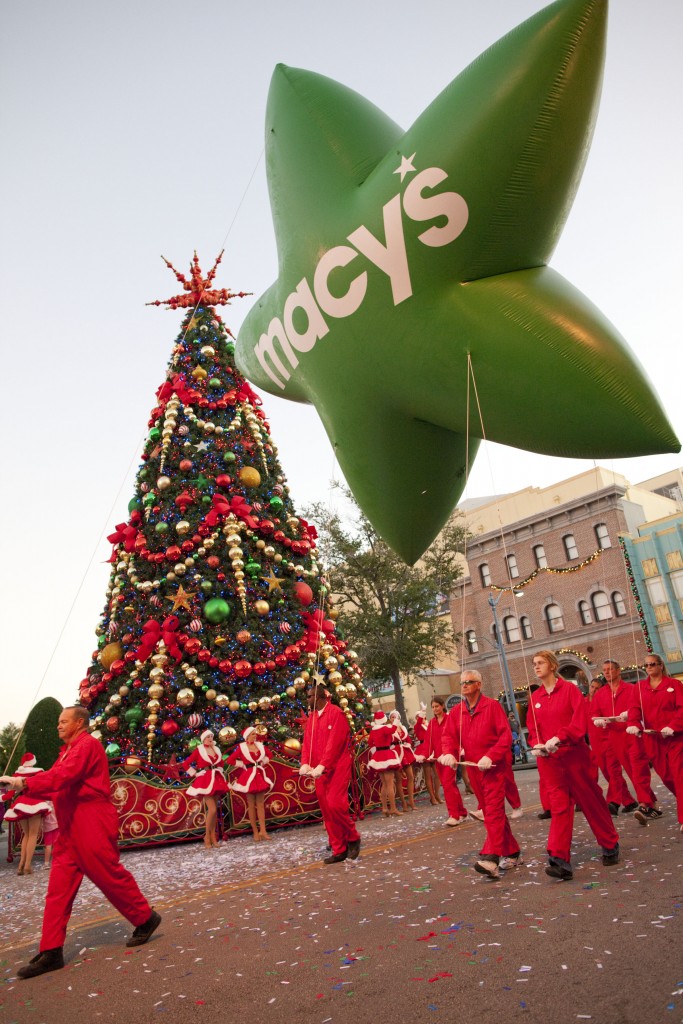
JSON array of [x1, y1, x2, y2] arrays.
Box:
[[1, 0, 681, 728]]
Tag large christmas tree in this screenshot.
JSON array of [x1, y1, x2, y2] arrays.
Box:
[[80, 253, 371, 767]]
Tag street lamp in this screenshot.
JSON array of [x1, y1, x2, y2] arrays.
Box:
[[467, 589, 529, 758]]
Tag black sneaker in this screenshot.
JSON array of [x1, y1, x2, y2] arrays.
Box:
[[545, 861, 573, 881], [17, 948, 64, 980], [323, 850, 348, 864], [126, 910, 161, 947], [347, 838, 361, 860], [608, 802, 619, 817], [601, 844, 620, 866], [622, 802, 638, 814], [634, 805, 663, 827], [537, 810, 551, 820]]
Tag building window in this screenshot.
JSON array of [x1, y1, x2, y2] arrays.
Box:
[[591, 591, 612, 621], [533, 544, 548, 569], [612, 591, 627, 617], [520, 615, 533, 640], [578, 600, 592, 625], [506, 554, 519, 579], [545, 603, 564, 633], [465, 629, 479, 653], [503, 616, 520, 643], [658, 623, 681, 662], [671, 570, 683, 600], [645, 576, 667, 605], [654, 604, 672, 624], [563, 534, 579, 560], [594, 523, 611, 549], [479, 563, 491, 587], [642, 558, 659, 578], [667, 551, 683, 571]]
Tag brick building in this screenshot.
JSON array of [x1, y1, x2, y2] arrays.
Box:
[[448, 468, 680, 701]]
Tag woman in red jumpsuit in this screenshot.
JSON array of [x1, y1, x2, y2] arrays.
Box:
[[626, 653, 683, 828], [426, 696, 467, 826], [528, 650, 619, 881]]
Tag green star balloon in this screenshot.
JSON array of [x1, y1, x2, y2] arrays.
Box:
[[236, 0, 679, 564]]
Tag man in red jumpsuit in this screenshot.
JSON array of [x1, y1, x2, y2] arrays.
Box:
[[300, 684, 361, 864], [1, 706, 160, 979], [627, 653, 683, 828], [527, 650, 619, 881], [589, 661, 638, 814], [440, 671, 521, 880]]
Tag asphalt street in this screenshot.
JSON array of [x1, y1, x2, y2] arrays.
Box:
[[1, 770, 682, 1024]]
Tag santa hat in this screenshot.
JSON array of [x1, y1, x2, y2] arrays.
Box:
[[20, 753, 36, 768], [242, 727, 256, 742], [373, 711, 388, 725], [388, 710, 401, 721]]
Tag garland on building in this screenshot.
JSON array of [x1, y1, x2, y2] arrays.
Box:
[[491, 548, 604, 592], [619, 535, 654, 654]]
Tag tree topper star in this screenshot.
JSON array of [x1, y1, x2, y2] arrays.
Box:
[[236, 0, 679, 564]]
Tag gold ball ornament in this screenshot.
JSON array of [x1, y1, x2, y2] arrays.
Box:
[[122, 756, 143, 774], [109, 693, 122, 707], [148, 682, 164, 700], [228, 700, 240, 712], [248, 701, 258, 711], [285, 686, 296, 698], [177, 688, 195, 708], [327, 671, 342, 685], [214, 693, 230, 708], [283, 737, 302, 755], [175, 520, 191, 536], [205, 689, 217, 701], [254, 600, 270, 616], [324, 656, 339, 669], [218, 726, 238, 747], [149, 666, 165, 682], [100, 641, 123, 670], [157, 475, 172, 490], [146, 699, 161, 712], [118, 685, 130, 697], [239, 467, 261, 488]]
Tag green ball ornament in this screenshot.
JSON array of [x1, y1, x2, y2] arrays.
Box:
[[245, 561, 261, 577], [223, 452, 236, 464], [97, 635, 106, 648], [148, 428, 161, 441], [155, 522, 169, 534], [124, 707, 144, 723], [225, 342, 235, 355], [269, 496, 284, 512], [105, 743, 121, 759], [208, 377, 222, 388], [200, 580, 213, 594], [187, 737, 201, 752], [204, 598, 231, 624], [128, 497, 142, 513], [201, 495, 212, 506]]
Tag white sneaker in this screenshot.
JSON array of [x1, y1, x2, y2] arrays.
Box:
[[446, 816, 466, 826], [510, 807, 523, 820], [499, 854, 523, 870], [469, 808, 485, 822], [474, 859, 500, 879]]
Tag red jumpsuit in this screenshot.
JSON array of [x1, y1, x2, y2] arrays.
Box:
[[588, 684, 637, 806], [627, 676, 683, 822], [528, 678, 619, 864], [21, 731, 152, 951], [301, 701, 360, 856], [426, 712, 466, 821], [443, 696, 520, 859]]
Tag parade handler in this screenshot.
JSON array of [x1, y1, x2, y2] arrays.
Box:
[[299, 684, 361, 864], [440, 671, 521, 879], [1, 705, 160, 979]]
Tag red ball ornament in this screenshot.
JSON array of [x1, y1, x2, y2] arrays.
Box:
[[253, 662, 267, 676], [166, 545, 181, 561], [216, 474, 232, 488], [161, 720, 179, 737], [209, 656, 219, 668], [265, 660, 276, 672], [179, 459, 193, 472], [234, 659, 252, 679], [106, 717, 120, 733], [236, 630, 251, 644], [275, 654, 288, 667], [207, 556, 220, 569], [219, 659, 233, 673], [184, 638, 201, 655], [198, 649, 211, 663], [259, 520, 275, 535], [293, 581, 314, 606]]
